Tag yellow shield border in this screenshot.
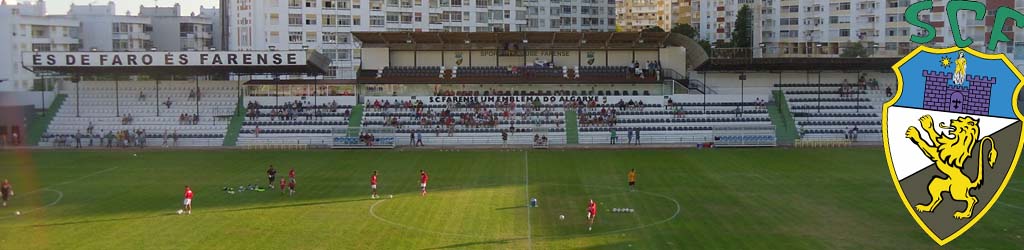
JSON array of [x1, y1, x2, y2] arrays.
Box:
[[884, 46, 1024, 245]]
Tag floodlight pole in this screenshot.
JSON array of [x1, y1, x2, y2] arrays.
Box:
[[75, 76, 80, 117], [115, 75, 120, 117], [40, 74, 46, 115], [156, 77, 160, 117], [195, 76, 200, 118]]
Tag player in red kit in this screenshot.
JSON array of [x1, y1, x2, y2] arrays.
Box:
[[587, 199, 597, 231], [279, 178, 286, 194], [288, 178, 296, 196], [419, 170, 428, 196], [1, 179, 13, 207], [182, 186, 193, 215], [371, 171, 379, 199], [289, 168, 296, 183]]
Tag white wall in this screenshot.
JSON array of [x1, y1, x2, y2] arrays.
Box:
[[0, 91, 55, 109]]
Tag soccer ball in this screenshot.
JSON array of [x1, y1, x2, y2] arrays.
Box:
[[613, 208, 620, 213], [559, 214, 565, 220], [389, 194, 393, 199], [176, 209, 183, 215], [132, 153, 137, 157], [14, 211, 20, 216]]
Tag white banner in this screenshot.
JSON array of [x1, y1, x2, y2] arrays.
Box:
[[22, 51, 306, 67]]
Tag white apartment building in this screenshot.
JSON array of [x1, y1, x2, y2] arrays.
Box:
[[0, 0, 80, 91], [524, 0, 617, 32], [694, 0, 1022, 59], [140, 4, 216, 51], [615, 0, 691, 32], [228, 0, 617, 79]]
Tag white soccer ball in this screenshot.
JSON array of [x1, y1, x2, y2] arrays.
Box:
[[14, 211, 20, 216], [133, 153, 137, 157], [389, 194, 393, 199], [613, 208, 620, 213], [630, 208, 635, 213], [177, 209, 183, 215], [559, 214, 565, 220]]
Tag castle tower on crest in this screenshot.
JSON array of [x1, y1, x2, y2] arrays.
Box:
[[921, 70, 995, 116]]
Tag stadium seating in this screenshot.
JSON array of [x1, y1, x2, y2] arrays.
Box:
[[362, 98, 568, 146], [236, 97, 354, 146], [777, 83, 887, 142], [41, 80, 238, 147], [577, 98, 776, 146]]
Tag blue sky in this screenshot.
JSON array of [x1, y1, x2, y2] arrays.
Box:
[[39, 0, 218, 15], [894, 49, 1022, 118]]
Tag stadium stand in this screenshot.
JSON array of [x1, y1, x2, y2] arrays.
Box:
[[41, 80, 238, 147], [576, 95, 777, 146], [236, 96, 355, 146], [362, 96, 567, 146], [780, 76, 887, 143]]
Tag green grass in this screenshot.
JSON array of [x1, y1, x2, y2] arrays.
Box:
[[25, 94, 66, 146], [221, 97, 245, 147], [564, 109, 579, 144], [347, 104, 364, 136], [1, 148, 1024, 249]]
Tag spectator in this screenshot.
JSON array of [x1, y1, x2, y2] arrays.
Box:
[[501, 130, 508, 147], [886, 86, 893, 97], [165, 97, 173, 108], [627, 129, 634, 144], [416, 131, 424, 147], [634, 129, 640, 145], [610, 129, 617, 145]]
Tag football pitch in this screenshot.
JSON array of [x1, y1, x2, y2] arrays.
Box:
[[1, 148, 1023, 249]]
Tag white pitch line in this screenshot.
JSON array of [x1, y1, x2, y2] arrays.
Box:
[[524, 150, 532, 250]]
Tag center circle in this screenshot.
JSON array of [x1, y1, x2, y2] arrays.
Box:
[[368, 183, 680, 238]]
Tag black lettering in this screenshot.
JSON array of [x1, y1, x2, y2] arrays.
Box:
[[257, 54, 267, 64], [165, 54, 174, 64], [212, 54, 223, 64], [112, 55, 122, 65], [178, 54, 189, 64], [46, 55, 56, 65], [200, 54, 209, 64], [227, 54, 238, 65], [141, 55, 153, 65], [65, 55, 76, 65], [99, 54, 108, 65], [80, 55, 90, 65], [32, 54, 41, 65], [242, 53, 252, 65], [287, 53, 297, 64], [127, 54, 138, 65], [272, 54, 283, 64]]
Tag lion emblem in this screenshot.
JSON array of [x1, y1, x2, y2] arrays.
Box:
[[905, 115, 997, 219]]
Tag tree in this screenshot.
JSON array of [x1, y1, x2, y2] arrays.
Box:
[[642, 26, 666, 32], [698, 40, 713, 55], [840, 42, 871, 58], [671, 23, 698, 38], [729, 5, 753, 48]]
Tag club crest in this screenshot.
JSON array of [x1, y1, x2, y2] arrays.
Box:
[[884, 46, 1024, 245]]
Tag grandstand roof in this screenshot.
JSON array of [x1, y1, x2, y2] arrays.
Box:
[[695, 57, 901, 71], [352, 32, 684, 50], [24, 50, 331, 76]]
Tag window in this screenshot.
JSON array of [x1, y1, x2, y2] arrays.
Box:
[[353, 15, 361, 25], [289, 31, 302, 43], [306, 0, 317, 8], [269, 31, 280, 43], [839, 29, 850, 37], [323, 15, 336, 26], [306, 14, 318, 25], [289, 0, 302, 8], [323, 32, 337, 43], [289, 14, 302, 26], [780, 18, 799, 25], [306, 32, 317, 43], [339, 15, 351, 26], [387, 12, 400, 23], [269, 13, 280, 25], [370, 16, 385, 26], [782, 5, 798, 13]]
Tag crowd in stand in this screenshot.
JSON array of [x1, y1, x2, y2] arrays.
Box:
[[0, 129, 21, 147], [838, 74, 882, 97], [51, 129, 181, 148], [629, 60, 662, 79], [371, 99, 563, 133], [179, 113, 200, 125], [245, 100, 346, 121], [121, 114, 135, 125]]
